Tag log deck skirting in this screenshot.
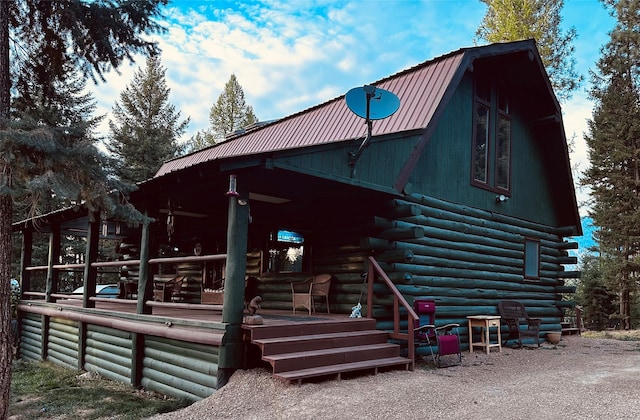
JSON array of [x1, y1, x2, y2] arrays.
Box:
[[16, 193, 578, 400]]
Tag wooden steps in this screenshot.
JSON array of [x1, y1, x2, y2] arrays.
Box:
[[246, 318, 412, 384]]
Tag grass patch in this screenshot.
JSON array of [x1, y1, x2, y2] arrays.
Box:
[[582, 329, 640, 341], [10, 360, 192, 419]]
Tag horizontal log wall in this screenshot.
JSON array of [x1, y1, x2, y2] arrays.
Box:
[[142, 337, 219, 401], [85, 325, 133, 384], [18, 305, 222, 401], [48, 318, 79, 369], [20, 313, 43, 362], [369, 194, 577, 345]]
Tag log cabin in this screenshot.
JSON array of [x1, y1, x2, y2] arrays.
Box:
[[13, 39, 581, 399]]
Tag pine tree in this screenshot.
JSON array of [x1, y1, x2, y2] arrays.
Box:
[[581, 0, 640, 330], [475, 0, 582, 102], [188, 74, 257, 151], [0, 1, 167, 415], [107, 56, 189, 183]]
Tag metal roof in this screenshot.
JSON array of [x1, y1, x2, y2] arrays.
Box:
[[155, 48, 467, 178]]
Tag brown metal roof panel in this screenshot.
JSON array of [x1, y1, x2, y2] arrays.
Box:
[[155, 50, 467, 178]]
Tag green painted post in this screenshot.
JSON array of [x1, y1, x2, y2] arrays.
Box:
[[42, 223, 60, 361], [82, 214, 99, 309], [45, 224, 60, 303], [132, 214, 152, 388], [79, 214, 99, 370], [137, 215, 152, 315], [19, 229, 32, 298], [219, 175, 249, 387]]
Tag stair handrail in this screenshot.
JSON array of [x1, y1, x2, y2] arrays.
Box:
[[366, 256, 418, 367]]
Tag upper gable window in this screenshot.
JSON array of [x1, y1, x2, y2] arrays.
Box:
[[472, 77, 512, 193]]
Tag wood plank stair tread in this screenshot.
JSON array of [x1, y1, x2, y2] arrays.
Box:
[[247, 318, 377, 340], [274, 357, 412, 382], [263, 343, 398, 362], [253, 329, 386, 345]]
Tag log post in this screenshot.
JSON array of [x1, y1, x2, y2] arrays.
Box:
[[79, 213, 99, 371], [219, 175, 249, 387], [19, 229, 32, 299]]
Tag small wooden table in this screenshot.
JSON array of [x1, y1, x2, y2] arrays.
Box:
[[467, 315, 502, 354]]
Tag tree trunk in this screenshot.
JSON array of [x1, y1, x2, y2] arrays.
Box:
[[0, 0, 13, 417]]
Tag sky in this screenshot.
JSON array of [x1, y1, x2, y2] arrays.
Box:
[[90, 0, 616, 245]]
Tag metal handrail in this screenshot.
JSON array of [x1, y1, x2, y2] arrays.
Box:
[[366, 256, 418, 368]]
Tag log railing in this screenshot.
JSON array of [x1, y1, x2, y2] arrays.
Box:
[[21, 254, 228, 301], [366, 256, 417, 369]]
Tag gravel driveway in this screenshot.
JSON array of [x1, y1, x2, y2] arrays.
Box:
[[150, 335, 640, 419]]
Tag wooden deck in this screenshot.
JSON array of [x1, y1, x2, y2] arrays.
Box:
[[35, 298, 413, 383]]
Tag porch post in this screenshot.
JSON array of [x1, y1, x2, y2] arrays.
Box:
[[82, 213, 99, 309], [219, 175, 249, 387], [78, 213, 99, 370], [45, 223, 60, 303], [136, 214, 153, 315], [42, 223, 61, 360], [132, 214, 152, 388], [19, 229, 32, 298]]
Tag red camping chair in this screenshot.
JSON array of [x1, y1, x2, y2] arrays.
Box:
[[414, 299, 462, 368]]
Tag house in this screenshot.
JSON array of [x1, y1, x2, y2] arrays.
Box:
[[13, 39, 580, 399]]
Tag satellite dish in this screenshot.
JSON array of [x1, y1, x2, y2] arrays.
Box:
[[345, 85, 400, 120], [345, 85, 401, 176]]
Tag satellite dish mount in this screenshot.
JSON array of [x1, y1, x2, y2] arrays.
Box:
[[345, 85, 400, 176]]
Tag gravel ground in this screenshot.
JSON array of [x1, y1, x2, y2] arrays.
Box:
[[150, 335, 640, 420]]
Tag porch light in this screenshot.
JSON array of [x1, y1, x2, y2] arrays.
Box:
[[226, 174, 239, 197]]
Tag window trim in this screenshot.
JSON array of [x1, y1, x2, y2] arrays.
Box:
[[470, 77, 512, 194]]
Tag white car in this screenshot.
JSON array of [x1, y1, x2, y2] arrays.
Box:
[[72, 284, 120, 299]]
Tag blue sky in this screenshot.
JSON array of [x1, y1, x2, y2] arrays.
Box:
[[91, 0, 614, 247]]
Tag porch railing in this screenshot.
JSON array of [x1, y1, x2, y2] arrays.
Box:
[[366, 256, 418, 368], [21, 254, 227, 301]]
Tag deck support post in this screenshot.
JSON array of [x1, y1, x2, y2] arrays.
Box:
[[219, 175, 249, 387], [132, 214, 152, 388], [42, 223, 60, 360], [78, 213, 99, 370], [19, 229, 32, 299]]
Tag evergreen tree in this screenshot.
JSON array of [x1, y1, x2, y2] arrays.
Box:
[[0, 1, 167, 415], [581, 0, 640, 330], [108, 56, 189, 183], [187, 74, 257, 151], [475, 0, 582, 102], [576, 253, 618, 330]]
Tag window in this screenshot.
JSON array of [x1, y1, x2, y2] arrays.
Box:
[[473, 104, 490, 183], [524, 238, 540, 279], [472, 78, 512, 193], [496, 115, 511, 190], [267, 229, 305, 273]]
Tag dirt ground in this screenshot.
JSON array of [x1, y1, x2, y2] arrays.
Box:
[[149, 335, 640, 419]]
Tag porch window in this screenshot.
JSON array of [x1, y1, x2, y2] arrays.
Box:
[[268, 229, 305, 273], [524, 238, 540, 279]]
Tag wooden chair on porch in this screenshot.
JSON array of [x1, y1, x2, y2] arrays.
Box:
[[154, 276, 185, 302], [119, 282, 138, 299], [291, 274, 332, 315]]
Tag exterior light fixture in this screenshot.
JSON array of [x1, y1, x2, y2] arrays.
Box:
[[496, 194, 509, 203], [226, 174, 239, 197]]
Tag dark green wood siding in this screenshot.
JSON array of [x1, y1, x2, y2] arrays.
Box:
[[409, 73, 558, 227]]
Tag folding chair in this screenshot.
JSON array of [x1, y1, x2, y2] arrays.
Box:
[[413, 299, 461, 368]]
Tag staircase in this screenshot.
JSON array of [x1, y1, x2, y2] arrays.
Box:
[[246, 318, 412, 384]]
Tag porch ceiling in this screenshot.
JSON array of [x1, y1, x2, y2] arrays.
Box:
[[133, 162, 395, 243]]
